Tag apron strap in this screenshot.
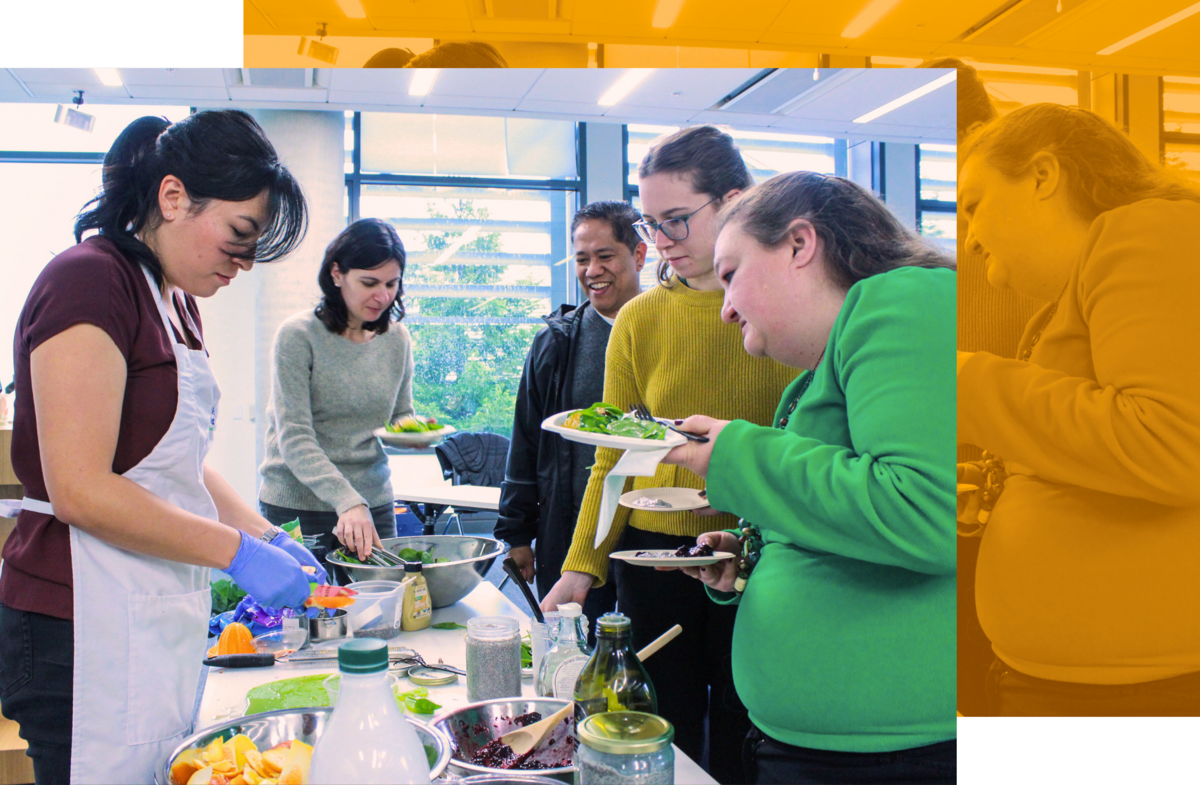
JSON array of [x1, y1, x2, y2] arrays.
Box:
[[21, 497, 55, 516]]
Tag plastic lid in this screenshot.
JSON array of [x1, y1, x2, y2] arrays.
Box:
[[556, 602, 582, 618], [578, 712, 674, 755], [466, 615, 519, 640], [404, 561, 423, 573], [336, 638, 388, 674]]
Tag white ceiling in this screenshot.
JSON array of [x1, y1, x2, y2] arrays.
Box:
[[244, 0, 1200, 76], [0, 67, 956, 143]]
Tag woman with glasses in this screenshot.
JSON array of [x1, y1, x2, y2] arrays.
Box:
[[660, 171, 956, 784], [956, 104, 1200, 716], [540, 125, 799, 784]]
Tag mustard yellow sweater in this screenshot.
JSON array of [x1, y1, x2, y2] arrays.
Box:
[[561, 279, 800, 584]]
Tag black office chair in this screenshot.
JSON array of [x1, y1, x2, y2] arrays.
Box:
[[434, 431, 510, 536]]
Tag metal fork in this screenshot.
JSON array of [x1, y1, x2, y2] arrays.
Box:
[[631, 403, 709, 443]]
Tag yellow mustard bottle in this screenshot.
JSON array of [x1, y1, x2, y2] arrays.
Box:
[[401, 561, 432, 631]]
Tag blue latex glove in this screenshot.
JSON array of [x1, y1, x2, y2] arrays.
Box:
[[269, 531, 329, 586], [225, 531, 311, 611]]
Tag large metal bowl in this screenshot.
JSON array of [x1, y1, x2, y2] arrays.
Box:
[[328, 535, 509, 608], [431, 697, 576, 782], [158, 707, 451, 784]]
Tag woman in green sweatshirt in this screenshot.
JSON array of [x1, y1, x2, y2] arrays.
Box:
[[663, 171, 957, 784]]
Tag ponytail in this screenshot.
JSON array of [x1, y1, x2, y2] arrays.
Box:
[[74, 110, 308, 289]]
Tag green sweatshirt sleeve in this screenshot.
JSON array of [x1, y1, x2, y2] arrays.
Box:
[[706, 269, 956, 576]]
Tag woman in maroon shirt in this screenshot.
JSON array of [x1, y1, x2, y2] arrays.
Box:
[[0, 111, 319, 784]]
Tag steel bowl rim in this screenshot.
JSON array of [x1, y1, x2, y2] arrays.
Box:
[[158, 706, 452, 783], [430, 696, 575, 776], [326, 534, 509, 570]]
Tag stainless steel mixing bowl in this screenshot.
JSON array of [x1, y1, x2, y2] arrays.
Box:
[[158, 707, 451, 783], [327, 535, 509, 608], [431, 697, 576, 782]]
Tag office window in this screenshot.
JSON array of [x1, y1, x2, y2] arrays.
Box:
[[917, 144, 956, 253], [349, 113, 579, 437], [0, 103, 191, 388], [1164, 77, 1200, 185]]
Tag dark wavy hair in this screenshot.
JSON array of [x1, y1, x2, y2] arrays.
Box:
[[636, 125, 754, 286], [716, 171, 956, 292], [571, 201, 643, 254], [364, 47, 416, 67], [74, 110, 308, 289], [916, 57, 997, 137], [315, 219, 407, 335], [405, 41, 508, 68]]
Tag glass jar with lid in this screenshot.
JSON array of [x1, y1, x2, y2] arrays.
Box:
[[465, 615, 522, 701], [575, 711, 674, 785]]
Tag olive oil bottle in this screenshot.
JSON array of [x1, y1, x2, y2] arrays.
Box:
[[573, 612, 656, 721]]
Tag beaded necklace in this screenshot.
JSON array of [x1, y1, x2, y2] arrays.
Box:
[[733, 348, 825, 595]]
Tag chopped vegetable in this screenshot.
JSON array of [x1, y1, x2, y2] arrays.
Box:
[[431, 622, 467, 630], [521, 632, 532, 669], [304, 584, 358, 610], [396, 547, 451, 565], [385, 415, 443, 433], [397, 686, 442, 715], [211, 579, 249, 616], [563, 402, 665, 440]]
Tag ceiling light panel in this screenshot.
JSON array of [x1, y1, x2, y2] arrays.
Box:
[[764, 0, 996, 44], [1023, 0, 1200, 60]]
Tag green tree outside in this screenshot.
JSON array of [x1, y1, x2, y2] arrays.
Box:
[[404, 198, 545, 439]]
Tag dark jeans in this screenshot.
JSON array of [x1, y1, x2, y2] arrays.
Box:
[[743, 726, 956, 785], [986, 657, 1200, 716], [957, 535, 992, 716], [613, 527, 748, 785], [260, 501, 397, 586], [0, 601, 73, 785]]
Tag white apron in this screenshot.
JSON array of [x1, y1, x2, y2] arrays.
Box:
[[23, 266, 221, 784]]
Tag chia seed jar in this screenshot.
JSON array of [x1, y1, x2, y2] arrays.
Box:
[[576, 712, 674, 785], [465, 616, 522, 702]]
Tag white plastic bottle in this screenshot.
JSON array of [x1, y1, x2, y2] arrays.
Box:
[[310, 638, 431, 784]]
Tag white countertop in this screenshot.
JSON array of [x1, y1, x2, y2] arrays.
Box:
[[197, 582, 716, 784]]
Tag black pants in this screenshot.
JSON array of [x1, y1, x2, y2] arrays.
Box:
[[986, 657, 1200, 716], [613, 527, 748, 785], [957, 535, 993, 716], [744, 726, 956, 785], [260, 501, 397, 586], [0, 601, 73, 785]]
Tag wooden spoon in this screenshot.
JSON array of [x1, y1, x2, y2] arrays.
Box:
[[637, 624, 681, 662], [499, 702, 574, 757]]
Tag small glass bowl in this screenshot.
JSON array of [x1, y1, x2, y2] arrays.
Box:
[[252, 628, 310, 659]]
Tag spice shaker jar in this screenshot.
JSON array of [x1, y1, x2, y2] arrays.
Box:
[[576, 711, 674, 785], [466, 615, 522, 702]]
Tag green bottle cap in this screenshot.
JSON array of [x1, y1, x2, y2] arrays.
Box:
[[337, 638, 388, 674], [578, 711, 674, 755]]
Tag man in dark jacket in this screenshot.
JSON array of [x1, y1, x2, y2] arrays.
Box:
[[496, 201, 646, 633]]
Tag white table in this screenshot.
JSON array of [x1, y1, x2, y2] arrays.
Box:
[[197, 583, 716, 784]]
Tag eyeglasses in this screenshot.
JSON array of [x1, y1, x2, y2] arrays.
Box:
[[631, 196, 719, 244]]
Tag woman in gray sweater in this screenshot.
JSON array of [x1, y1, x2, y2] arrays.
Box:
[[259, 219, 415, 566]]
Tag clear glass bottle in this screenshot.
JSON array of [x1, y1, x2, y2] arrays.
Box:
[[576, 711, 674, 785], [573, 613, 656, 721], [536, 602, 590, 698], [309, 638, 431, 784], [465, 615, 522, 702]]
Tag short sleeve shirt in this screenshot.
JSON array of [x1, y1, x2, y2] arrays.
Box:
[[0, 237, 202, 620]]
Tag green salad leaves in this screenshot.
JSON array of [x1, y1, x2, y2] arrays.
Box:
[[565, 402, 665, 440]]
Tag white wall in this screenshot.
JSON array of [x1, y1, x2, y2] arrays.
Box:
[[197, 110, 346, 506]]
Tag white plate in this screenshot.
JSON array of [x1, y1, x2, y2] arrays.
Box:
[[609, 549, 736, 568], [373, 424, 456, 448], [619, 487, 708, 512], [541, 410, 685, 451]]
